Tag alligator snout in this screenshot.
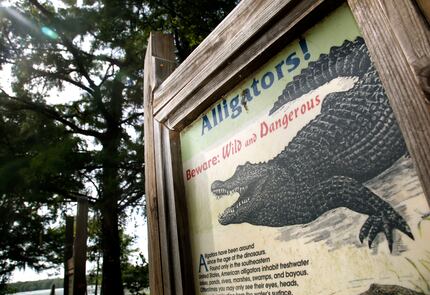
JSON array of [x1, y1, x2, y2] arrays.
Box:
[[211, 180, 230, 199]]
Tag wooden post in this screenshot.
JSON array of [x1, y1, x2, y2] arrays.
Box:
[[50, 283, 56, 295], [144, 32, 176, 295], [73, 199, 88, 295], [64, 216, 74, 295]]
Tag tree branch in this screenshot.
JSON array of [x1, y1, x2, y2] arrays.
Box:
[[98, 63, 115, 87], [118, 192, 144, 212], [89, 52, 124, 68], [120, 112, 143, 125], [28, 0, 113, 122], [32, 68, 94, 95], [52, 188, 97, 204], [23, 2, 125, 74], [82, 174, 102, 199], [0, 89, 105, 139]]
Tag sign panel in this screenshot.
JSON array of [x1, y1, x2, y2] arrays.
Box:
[[180, 4, 430, 295]]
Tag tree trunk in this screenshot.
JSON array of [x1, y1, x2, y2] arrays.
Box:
[[99, 78, 125, 295], [100, 198, 123, 295], [100, 128, 124, 295]]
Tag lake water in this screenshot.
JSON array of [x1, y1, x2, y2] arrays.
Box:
[[10, 289, 64, 295], [10, 286, 141, 295], [10, 286, 98, 295]]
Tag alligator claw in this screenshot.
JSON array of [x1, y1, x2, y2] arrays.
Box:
[[383, 223, 393, 253], [368, 218, 382, 248], [359, 215, 374, 243], [359, 212, 413, 252]]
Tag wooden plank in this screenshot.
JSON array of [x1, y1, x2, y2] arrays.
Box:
[[63, 216, 74, 295], [379, 1, 430, 63], [161, 126, 195, 294], [348, 0, 430, 203], [152, 116, 195, 294], [150, 118, 196, 295], [381, 0, 430, 102], [153, 0, 299, 115], [153, 121, 173, 295], [73, 199, 88, 295], [143, 32, 176, 295], [156, 0, 341, 129], [143, 33, 163, 295]]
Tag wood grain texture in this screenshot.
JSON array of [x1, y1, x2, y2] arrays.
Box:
[[158, 125, 195, 294], [167, 130, 195, 295], [143, 32, 175, 295], [152, 0, 298, 116], [348, 0, 430, 203], [153, 121, 173, 295], [152, 113, 195, 295], [382, 1, 430, 102]]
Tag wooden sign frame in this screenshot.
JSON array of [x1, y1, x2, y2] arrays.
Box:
[[143, 0, 430, 294]]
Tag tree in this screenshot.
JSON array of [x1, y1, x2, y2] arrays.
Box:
[[0, 107, 79, 292], [122, 253, 149, 295], [87, 217, 149, 295], [143, 0, 239, 60], [0, 0, 238, 293]]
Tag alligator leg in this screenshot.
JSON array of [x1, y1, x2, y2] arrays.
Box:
[[312, 176, 414, 252]]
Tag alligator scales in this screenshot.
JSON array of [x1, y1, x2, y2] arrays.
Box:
[[211, 37, 414, 252]]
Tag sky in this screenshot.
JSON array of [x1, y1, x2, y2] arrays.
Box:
[[0, 0, 149, 283]]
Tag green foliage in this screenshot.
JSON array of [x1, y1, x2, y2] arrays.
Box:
[[0, 108, 78, 287], [119, 231, 149, 295], [122, 254, 149, 295], [87, 225, 150, 295], [143, 0, 240, 60]]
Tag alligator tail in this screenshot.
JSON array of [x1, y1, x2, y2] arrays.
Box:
[[269, 37, 371, 115]]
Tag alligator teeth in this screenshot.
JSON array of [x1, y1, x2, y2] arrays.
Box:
[[213, 186, 247, 198], [218, 197, 251, 222], [234, 198, 250, 209]]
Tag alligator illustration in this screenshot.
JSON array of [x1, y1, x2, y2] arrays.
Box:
[[211, 37, 414, 252]]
